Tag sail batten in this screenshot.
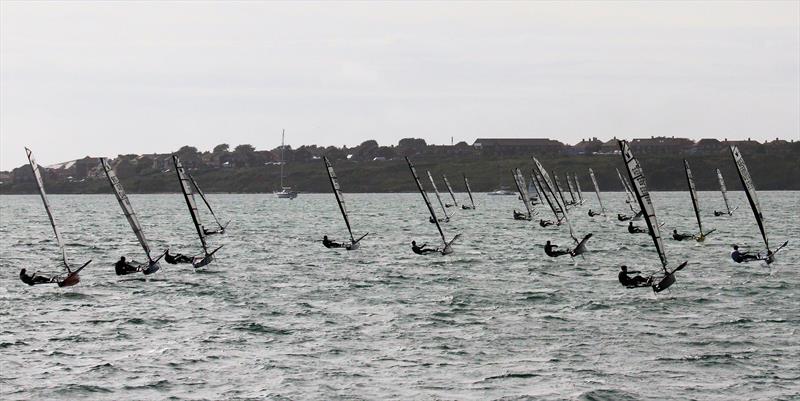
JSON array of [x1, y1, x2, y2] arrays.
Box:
[[173, 156, 209, 254], [684, 160, 704, 235], [26, 148, 70, 270], [619, 140, 668, 272], [324, 156, 355, 243], [730, 146, 770, 252], [100, 158, 154, 262], [407, 158, 447, 244], [589, 168, 606, 214]]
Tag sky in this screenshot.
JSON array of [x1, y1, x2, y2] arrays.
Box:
[[1, 1, 798, 169]]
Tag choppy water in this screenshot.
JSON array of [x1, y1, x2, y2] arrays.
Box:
[[1, 191, 798, 400]]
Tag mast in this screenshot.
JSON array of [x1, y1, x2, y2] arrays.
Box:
[[717, 168, 732, 215], [619, 140, 668, 273], [279, 129, 285, 188], [173, 155, 209, 255], [442, 174, 459, 207], [463, 174, 475, 208], [407, 158, 447, 244], [427, 170, 449, 218], [683, 160, 704, 236], [730, 145, 770, 253], [324, 156, 355, 243], [100, 157, 155, 262], [26, 148, 70, 270], [588, 168, 606, 214], [188, 173, 224, 230]]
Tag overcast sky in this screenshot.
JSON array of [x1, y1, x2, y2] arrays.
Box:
[[1, 1, 798, 169]]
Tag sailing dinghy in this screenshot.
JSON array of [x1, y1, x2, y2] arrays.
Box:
[[461, 174, 476, 210], [619, 140, 686, 292], [511, 168, 534, 220], [616, 168, 643, 221], [683, 160, 715, 241], [729, 146, 788, 264], [21, 148, 91, 287], [553, 173, 572, 208], [533, 157, 592, 257], [714, 169, 738, 217], [407, 158, 461, 255], [531, 167, 563, 227], [427, 170, 452, 223], [588, 168, 606, 216], [187, 173, 230, 235], [323, 156, 368, 250], [573, 173, 585, 205], [172, 155, 222, 268], [566, 173, 579, 206], [100, 158, 163, 275], [442, 175, 459, 208]]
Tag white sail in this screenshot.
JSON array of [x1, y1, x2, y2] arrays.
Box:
[[426, 170, 449, 218], [616, 168, 638, 213], [26, 148, 70, 270], [442, 175, 459, 207], [566, 174, 578, 205], [512, 168, 533, 218], [533, 158, 577, 241], [173, 155, 209, 254], [574, 173, 584, 203], [188, 173, 225, 231], [553, 173, 570, 211], [730, 145, 770, 252], [683, 160, 705, 236], [589, 168, 606, 214], [100, 157, 155, 262], [529, 172, 541, 199], [324, 156, 356, 243], [463, 174, 475, 208], [717, 169, 732, 215], [619, 140, 668, 272], [531, 167, 562, 223], [407, 158, 448, 245]]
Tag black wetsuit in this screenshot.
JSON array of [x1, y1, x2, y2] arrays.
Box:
[[544, 243, 571, 257], [618, 214, 631, 221], [672, 232, 693, 241], [628, 224, 645, 234], [731, 250, 759, 263], [323, 238, 343, 248], [619, 271, 649, 287], [165, 251, 192, 264], [412, 243, 436, 255], [714, 211, 725, 217], [588, 210, 601, 217], [513, 211, 529, 220], [115, 260, 140, 276], [539, 220, 554, 227], [19, 270, 53, 286]]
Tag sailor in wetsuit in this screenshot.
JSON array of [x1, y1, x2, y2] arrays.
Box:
[[730, 245, 759, 263], [588, 209, 602, 217], [165, 250, 192, 264], [323, 235, 343, 248], [628, 222, 646, 234], [513, 210, 529, 220], [115, 256, 140, 276], [544, 240, 571, 257], [672, 229, 693, 241], [618, 265, 651, 287], [411, 241, 437, 255], [714, 210, 725, 217], [19, 268, 55, 286], [539, 219, 554, 227], [618, 213, 631, 221]]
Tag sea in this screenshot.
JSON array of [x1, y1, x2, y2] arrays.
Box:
[[1, 192, 798, 400]]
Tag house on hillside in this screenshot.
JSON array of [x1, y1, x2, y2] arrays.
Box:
[[570, 137, 603, 155], [630, 136, 694, 154], [472, 138, 565, 156]]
